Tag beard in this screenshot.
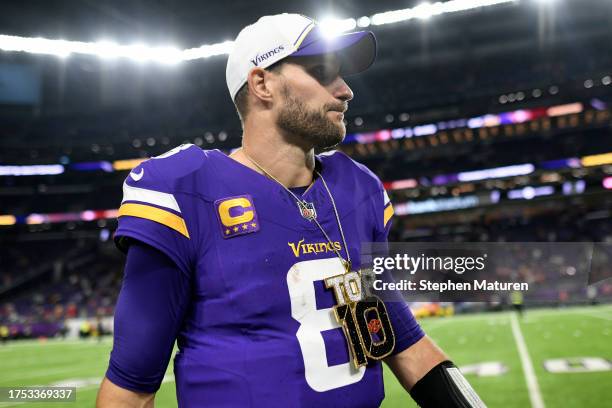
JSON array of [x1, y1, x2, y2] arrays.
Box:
[[276, 84, 346, 151]]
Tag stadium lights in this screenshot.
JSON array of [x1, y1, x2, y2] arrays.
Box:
[[357, 17, 371, 27], [0, 0, 518, 63], [370, 0, 516, 26], [112, 158, 147, 171], [89, 41, 183, 64], [181, 41, 235, 61], [0, 215, 17, 226], [0, 35, 184, 64], [385, 178, 419, 190], [413, 2, 445, 20], [394, 195, 480, 215], [457, 163, 535, 182], [547, 103, 583, 117], [507, 185, 554, 200], [0, 164, 64, 176], [413, 124, 438, 136], [581, 153, 612, 167], [319, 17, 357, 37]]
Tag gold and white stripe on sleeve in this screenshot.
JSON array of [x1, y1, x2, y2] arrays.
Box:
[[383, 190, 394, 228], [118, 182, 189, 238]]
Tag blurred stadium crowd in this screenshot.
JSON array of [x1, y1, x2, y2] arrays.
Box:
[[1, 0, 612, 341]]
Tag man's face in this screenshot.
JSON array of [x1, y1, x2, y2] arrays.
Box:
[[274, 55, 354, 150]]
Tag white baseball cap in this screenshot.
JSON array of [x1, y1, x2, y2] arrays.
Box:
[[226, 13, 377, 101]]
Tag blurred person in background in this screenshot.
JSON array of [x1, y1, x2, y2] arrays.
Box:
[[0, 325, 8, 344]]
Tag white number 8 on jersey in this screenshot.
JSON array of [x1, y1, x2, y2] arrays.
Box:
[[287, 258, 366, 392]]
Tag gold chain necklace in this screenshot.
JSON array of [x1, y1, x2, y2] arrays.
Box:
[[242, 149, 351, 272], [241, 148, 396, 369]]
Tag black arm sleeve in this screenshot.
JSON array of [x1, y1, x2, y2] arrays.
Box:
[[410, 360, 487, 408]]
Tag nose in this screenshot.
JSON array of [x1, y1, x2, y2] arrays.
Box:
[[332, 76, 354, 103]]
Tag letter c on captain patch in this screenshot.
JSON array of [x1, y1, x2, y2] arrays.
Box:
[[218, 197, 253, 226], [215, 194, 260, 239]]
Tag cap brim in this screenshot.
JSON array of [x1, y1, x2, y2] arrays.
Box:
[[291, 29, 377, 76]]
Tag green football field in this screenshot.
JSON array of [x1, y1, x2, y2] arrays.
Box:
[[1, 304, 611, 407]]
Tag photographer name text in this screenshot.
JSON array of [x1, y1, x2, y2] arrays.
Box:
[[373, 279, 528, 293]]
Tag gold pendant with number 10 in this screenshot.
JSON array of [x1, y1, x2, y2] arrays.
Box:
[[325, 270, 396, 369]]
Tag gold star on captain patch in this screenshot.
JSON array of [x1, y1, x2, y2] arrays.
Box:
[[233, 226, 239, 232], [225, 229, 230, 235], [251, 222, 257, 228], [242, 224, 248, 230]]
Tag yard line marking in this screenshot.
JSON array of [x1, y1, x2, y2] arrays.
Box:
[[510, 313, 545, 408], [50, 374, 174, 389]]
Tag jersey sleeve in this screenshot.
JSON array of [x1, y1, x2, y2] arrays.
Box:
[[114, 144, 201, 277], [106, 241, 190, 393]]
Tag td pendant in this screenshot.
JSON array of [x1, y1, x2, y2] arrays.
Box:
[[298, 201, 317, 221]]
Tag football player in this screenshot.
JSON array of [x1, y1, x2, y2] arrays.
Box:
[[97, 13, 485, 408]]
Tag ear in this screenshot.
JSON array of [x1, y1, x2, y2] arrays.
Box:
[[247, 67, 278, 105]]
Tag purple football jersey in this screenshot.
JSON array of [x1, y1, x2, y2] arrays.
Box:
[[115, 144, 423, 407]]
